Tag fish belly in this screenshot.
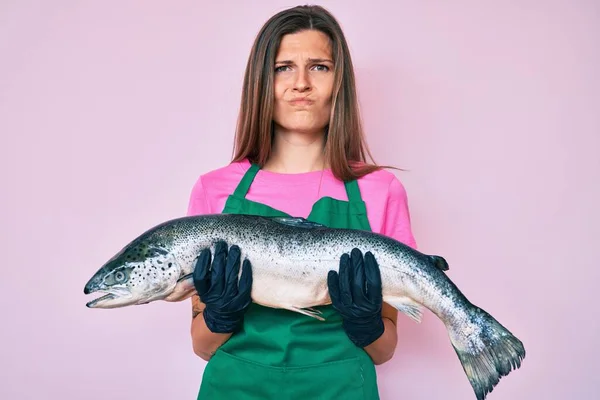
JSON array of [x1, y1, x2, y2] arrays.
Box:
[[245, 250, 335, 310]]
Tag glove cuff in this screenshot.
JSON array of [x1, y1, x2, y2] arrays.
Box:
[[343, 316, 385, 348], [202, 309, 244, 334]]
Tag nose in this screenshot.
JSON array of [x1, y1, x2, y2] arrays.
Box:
[[293, 69, 311, 92]]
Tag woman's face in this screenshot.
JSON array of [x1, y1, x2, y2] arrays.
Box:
[[272, 29, 335, 137]]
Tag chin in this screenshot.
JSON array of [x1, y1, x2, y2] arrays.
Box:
[[290, 126, 323, 134], [276, 120, 328, 135]]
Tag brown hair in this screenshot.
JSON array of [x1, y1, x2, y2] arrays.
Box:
[[231, 5, 390, 182]]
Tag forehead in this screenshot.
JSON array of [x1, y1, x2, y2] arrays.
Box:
[[276, 30, 332, 60]]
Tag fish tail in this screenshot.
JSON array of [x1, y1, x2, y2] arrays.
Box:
[[450, 307, 525, 400]]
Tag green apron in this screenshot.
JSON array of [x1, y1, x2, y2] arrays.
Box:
[[197, 163, 380, 400]]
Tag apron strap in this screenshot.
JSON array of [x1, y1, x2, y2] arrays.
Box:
[[343, 179, 363, 202], [232, 163, 261, 198]]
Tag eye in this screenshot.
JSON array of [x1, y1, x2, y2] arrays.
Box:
[[115, 271, 126, 282], [312, 64, 329, 72], [275, 65, 291, 73]]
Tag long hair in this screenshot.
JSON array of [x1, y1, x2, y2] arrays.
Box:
[[231, 5, 388, 182]]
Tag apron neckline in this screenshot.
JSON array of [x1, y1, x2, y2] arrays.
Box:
[[228, 162, 370, 224]]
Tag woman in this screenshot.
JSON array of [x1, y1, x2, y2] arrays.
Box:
[[186, 5, 417, 399]]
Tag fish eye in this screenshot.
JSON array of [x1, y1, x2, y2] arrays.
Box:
[[115, 271, 125, 282]]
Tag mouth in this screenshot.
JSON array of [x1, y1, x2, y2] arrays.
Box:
[[289, 98, 314, 106]]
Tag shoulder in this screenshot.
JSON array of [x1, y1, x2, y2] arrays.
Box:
[[190, 159, 250, 194], [199, 158, 251, 182], [186, 159, 250, 215], [356, 166, 409, 200], [356, 166, 417, 248]]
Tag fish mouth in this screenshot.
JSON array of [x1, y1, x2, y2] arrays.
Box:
[[86, 293, 117, 308], [85, 287, 134, 309]]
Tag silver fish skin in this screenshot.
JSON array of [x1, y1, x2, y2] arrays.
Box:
[[83, 214, 525, 400]]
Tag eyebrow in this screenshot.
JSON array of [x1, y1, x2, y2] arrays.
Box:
[[275, 58, 334, 64]]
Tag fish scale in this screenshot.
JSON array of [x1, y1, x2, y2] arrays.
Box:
[[83, 213, 525, 400]]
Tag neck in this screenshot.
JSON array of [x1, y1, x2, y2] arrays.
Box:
[[263, 128, 327, 173]]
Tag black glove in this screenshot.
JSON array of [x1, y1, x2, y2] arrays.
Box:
[[327, 248, 384, 348], [193, 241, 253, 334]]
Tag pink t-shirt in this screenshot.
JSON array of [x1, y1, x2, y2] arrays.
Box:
[[186, 158, 417, 249]]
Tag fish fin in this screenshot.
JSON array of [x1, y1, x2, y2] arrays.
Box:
[[285, 305, 326, 321], [430, 255, 449, 271], [385, 297, 424, 323], [163, 273, 196, 302], [268, 217, 325, 229], [451, 306, 525, 400]]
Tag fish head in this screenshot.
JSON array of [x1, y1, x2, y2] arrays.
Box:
[[84, 238, 184, 309]]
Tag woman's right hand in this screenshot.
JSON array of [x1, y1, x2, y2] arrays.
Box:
[[193, 241, 253, 334]]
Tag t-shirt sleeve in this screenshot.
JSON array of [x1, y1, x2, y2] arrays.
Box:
[[381, 176, 418, 249], [186, 176, 212, 216]]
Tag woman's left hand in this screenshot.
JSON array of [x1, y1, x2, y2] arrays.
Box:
[[327, 248, 385, 348]]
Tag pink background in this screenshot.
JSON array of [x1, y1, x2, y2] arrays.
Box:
[[1, 1, 598, 399]]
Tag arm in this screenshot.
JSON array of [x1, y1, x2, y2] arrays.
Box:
[[328, 249, 394, 363], [189, 242, 253, 361], [329, 176, 416, 365], [327, 261, 399, 365], [190, 295, 233, 361], [364, 176, 418, 364], [363, 303, 398, 365], [186, 178, 234, 361]]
